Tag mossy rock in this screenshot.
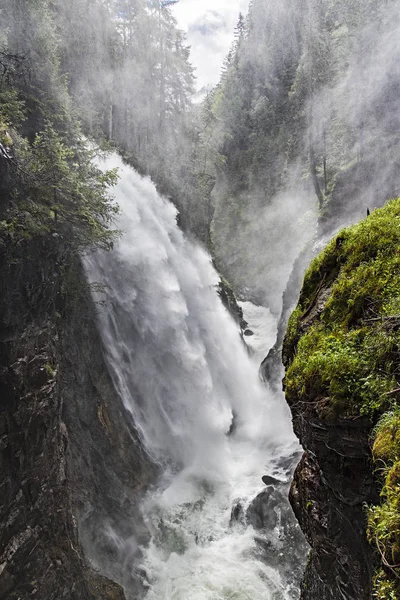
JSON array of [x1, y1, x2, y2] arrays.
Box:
[[283, 198, 400, 419], [283, 199, 400, 597], [86, 570, 126, 600]]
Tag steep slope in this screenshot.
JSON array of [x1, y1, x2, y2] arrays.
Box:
[[198, 0, 400, 312], [282, 199, 400, 598], [0, 230, 155, 599]]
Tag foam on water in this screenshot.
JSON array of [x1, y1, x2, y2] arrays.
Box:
[[85, 154, 302, 599], [239, 301, 277, 362]]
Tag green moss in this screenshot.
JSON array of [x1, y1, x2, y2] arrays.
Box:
[[285, 323, 396, 416], [44, 363, 56, 377], [284, 201, 400, 597], [284, 198, 400, 419], [373, 408, 400, 464], [371, 570, 400, 600], [367, 408, 400, 598], [283, 306, 303, 363]]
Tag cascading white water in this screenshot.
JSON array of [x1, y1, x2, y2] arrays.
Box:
[[85, 154, 304, 600]]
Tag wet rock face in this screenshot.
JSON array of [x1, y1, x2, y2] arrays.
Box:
[[0, 240, 155, 599], [0, 321, 106, 600], [60, 261, 157, 598], [241, 459, 309, 600], [283, 344, 378, 599], [217, 278, 247, 331], [280, 222, 384, 599], [0, 239, 94, 600], [289, 441, 377, 600]]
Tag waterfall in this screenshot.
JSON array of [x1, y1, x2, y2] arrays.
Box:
[[85, 154, 305, 600]]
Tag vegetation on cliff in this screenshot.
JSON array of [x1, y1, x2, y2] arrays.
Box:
[[185, 0, 400, 308], [0, 0, 196, 254], [284, 199, 400, 417], [0, 5, 189, 594], [0, 9, 120, 255], [368, 407, 400, 599], [283, 200, 400, 597]]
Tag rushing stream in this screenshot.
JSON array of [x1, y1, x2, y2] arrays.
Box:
[[85, 154, 306, 600]]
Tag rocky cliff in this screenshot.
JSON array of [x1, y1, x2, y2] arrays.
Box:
[[282, 199, 400, 599], [0, 234, 156, 600]]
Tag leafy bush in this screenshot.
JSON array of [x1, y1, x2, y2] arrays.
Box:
[[2, 122, 119, 252]]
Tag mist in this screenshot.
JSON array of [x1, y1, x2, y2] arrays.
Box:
[[207, 0, 400, 316], [1, 0, 399, 598], [83, 154, 306, 599]]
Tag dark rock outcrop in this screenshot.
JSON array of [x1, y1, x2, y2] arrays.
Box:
[[245, 457, 309, 599], [0, 237, 155, 599], [288, 415, 378, 600], [217, 277, 247, 331], [60, 260, 157, 597], [279, 201, 400, 599]]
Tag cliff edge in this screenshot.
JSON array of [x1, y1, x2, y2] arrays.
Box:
[[0, 232, 155, 599], [283, 199, 400, 599]]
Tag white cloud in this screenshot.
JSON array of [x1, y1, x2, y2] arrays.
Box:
[[171, 0, 249, 90]]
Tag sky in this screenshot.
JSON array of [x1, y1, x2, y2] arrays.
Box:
[[172, 0, 250, 94]]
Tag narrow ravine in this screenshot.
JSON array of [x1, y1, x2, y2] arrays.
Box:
[[85, 154, 306, 600]]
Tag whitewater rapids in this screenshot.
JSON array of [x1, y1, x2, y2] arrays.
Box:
[[85, 154, 304, 600]]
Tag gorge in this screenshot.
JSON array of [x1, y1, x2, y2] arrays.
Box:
[[83, 154, 307, 599], [1, 0, 400, 599]]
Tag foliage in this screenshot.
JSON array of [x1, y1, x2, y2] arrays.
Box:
[[284, 199, 400, 418], [367, 407, 400, 598], [0, 84, 119, 253], [13, 125, 119, 250], [0, 89, 26, 128], [188, 0, 400, 306], [0, 1, 133, 255], [283, 200, 400, 596], [53, 0, 195, 186], [0, 0, 197, 247]]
